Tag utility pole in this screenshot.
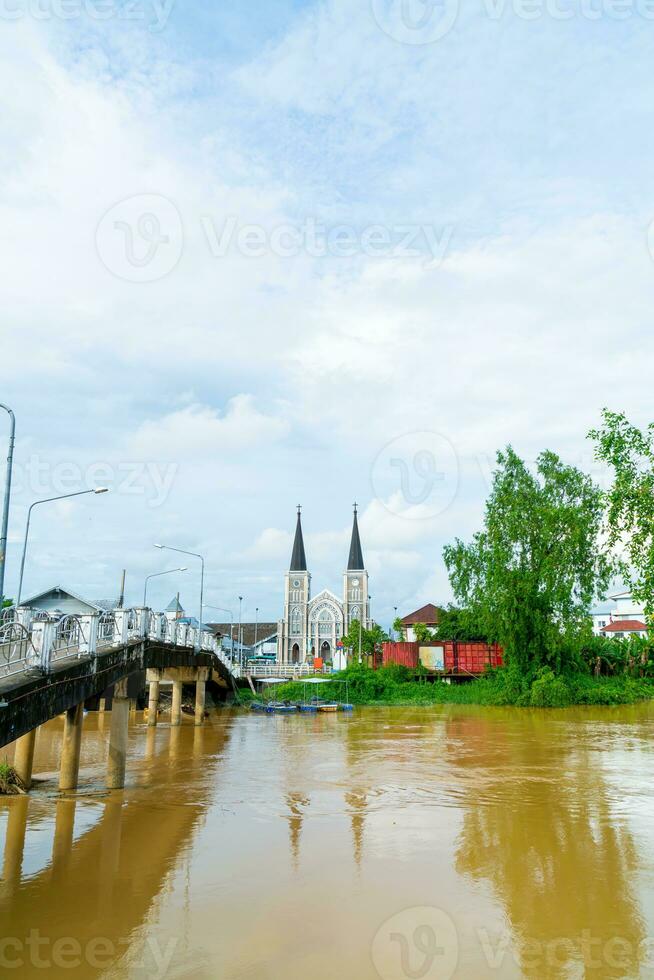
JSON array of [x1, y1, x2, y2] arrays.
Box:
[[118, 569, 126, 609]]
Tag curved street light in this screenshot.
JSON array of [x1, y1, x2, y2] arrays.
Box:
[[17, 488, 109, 607], [0, 403, 15, 608], [143, 567, 187, 607], [205, 604, 234, 660], [154, 544, 205, 652]]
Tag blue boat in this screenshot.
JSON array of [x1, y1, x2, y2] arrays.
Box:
[[269, 702, 297, 714], [298, 703, 318, 713], [339, 703, 354, 711]]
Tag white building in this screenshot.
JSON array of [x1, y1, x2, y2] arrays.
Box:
[[591, 589, 648, 638], [277, 506, 369, 667]]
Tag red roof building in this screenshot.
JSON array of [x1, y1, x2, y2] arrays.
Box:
[[399, 604, 441, 641], [601, 619, 648, 636], [400, 603, 441, 627]]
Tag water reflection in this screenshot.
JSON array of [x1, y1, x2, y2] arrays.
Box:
[[0, 712, 234, 979], [452, 711, 646, 978]]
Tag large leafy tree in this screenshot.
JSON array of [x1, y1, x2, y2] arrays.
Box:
[[432, 604, 489, 642], [589, 409, 654, 619], [443, 447, 612, 674]]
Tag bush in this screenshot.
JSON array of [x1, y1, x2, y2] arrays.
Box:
[[529, 668, 572, 707]]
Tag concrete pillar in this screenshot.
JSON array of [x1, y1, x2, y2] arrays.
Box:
[[171, 679, 183, 726], [13, 727, 37, 790], [147, 679, 160, 727], [194, 674, 206, 726], [59, 702, 84, 792], [2, 796, 29, 889], [107, 679, 130, 790], [52, 798, 76, 872]]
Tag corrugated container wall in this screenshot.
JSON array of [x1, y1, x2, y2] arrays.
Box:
[[382, 642, 419, 669]]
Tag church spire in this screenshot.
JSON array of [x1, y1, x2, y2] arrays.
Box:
[[290, 505, 307, 571], [347, 503, 365, 571]]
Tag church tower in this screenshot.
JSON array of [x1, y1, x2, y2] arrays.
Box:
[[343, 504, 369, 630], [279, 507, 311, 663]]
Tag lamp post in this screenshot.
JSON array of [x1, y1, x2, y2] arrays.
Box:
[[17, 488, 109, 607], [0, 404, 15, 608], [393, 605, 398, 640], [238, 595, 243, 668], [255, 606, 259, 652], [205, 605, 234, 660], [143, 567, 187, 607], [154, 544, 204, 652]]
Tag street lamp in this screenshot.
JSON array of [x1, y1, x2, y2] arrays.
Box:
[[17, 488, 109, 607], [143, 567, 187, 607], [0, 404, 15, 608], [205, 605, 234, 660], [393, 605, 398, 640], [255, 606, 259, 652], [154, 544, 204, 652], [238, 595, 243, 668]]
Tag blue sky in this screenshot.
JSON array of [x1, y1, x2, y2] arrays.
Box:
[[1, 0, 653, 624]]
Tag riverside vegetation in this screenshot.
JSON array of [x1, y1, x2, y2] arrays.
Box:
[[261, 410, 654, 709]]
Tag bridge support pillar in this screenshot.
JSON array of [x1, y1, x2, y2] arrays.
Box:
[[59, 702, 84, 792], [147, 676, 160, 727], [171, 680, 183, 726], [13, 727, 37, 790], [107, 679, 130, 790], [195, 669, 208, 726]]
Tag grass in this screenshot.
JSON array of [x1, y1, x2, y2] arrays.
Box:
[[242, 664, 654, 709], [0, 760, 25, 795]]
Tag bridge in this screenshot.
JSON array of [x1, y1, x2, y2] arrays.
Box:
[[0, 604, 242, 793]]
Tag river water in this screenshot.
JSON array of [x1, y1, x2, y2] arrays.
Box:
[[1, 704, 654, 979]]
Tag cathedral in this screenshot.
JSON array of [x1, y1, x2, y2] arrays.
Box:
[[277, 506, 370, 666]]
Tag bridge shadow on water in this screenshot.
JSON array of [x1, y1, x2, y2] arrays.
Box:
[[0, 709, 235, 978]]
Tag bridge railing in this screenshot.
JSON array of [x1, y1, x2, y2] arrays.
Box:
[[4, 604, 243, 678], [0, 622, 39, 677]]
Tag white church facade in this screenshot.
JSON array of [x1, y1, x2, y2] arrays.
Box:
[[277, 506, 370, 667]]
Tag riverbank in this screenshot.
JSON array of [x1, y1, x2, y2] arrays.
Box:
[[244, 665, 654, 708]]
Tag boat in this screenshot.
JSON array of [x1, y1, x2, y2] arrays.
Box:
[[250, 702, 268, 712], [317, 703, 339, 713], [268, 701, 298, 714], [339, 703, 354, 711], [298, 703, 318, 713]]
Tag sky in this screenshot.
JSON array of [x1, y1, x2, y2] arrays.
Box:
[[1, 0, 653, 625]]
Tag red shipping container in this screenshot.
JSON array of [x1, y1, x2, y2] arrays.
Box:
[[382, 642, 419, 669]]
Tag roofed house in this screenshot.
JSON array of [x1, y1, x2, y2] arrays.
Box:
[[601, 619, 648, 640], [399, 603, 441, 642], [591, 589, 647, 636], [18, 586, 117, 617]]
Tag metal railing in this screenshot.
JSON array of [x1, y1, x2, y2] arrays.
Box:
[[0, 622, 38, 676], [50, 614, 88, 665], [245, 662, 313, 678], [0, 605, 264, 680]]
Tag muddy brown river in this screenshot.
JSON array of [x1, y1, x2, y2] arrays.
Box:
[[1, 704, 653, 979]]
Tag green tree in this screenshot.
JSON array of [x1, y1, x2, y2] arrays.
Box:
[[443, 447, 613, 675], [392, 616, 406, 640], [589, 409, 654, 620], [413, 622, 436, 642], [432, 604, 488, 642], [342, 619, 389, 664]]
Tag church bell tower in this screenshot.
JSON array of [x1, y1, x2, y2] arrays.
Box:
[[343, 504, 369, 630], [280, 506, 311, 663]]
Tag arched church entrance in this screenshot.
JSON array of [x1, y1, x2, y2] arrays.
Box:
[[291, 643, 300, 664], [320, 641, 331, 661]]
